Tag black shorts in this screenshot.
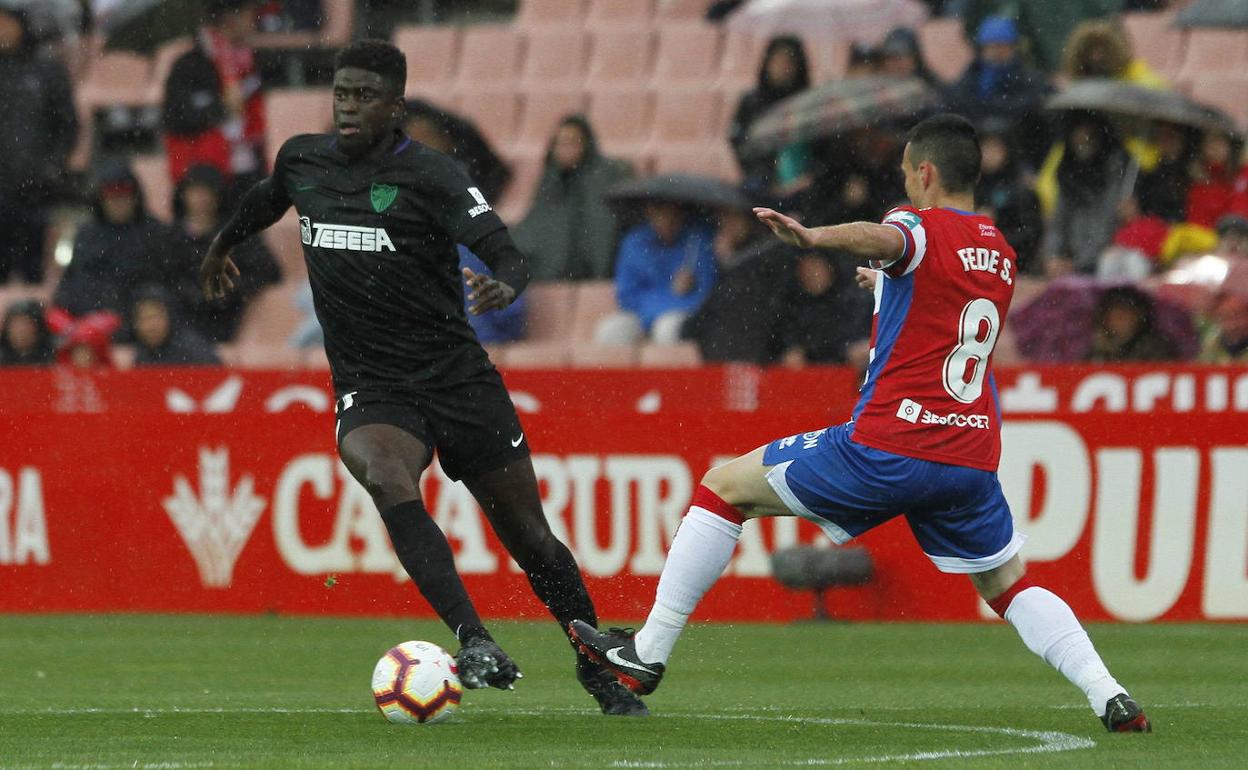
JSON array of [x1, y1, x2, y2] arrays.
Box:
[[334, 368, 529, 481]]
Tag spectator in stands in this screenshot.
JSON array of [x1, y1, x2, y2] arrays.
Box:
[[776, 250, 874, 368], [976, 119, 1042, 273], [404, 99, 511, 204], [1215, 214, 1248, 258], [0, 299, 55, 366], [130, 285, 221, 366], [1186, 132, 1248, 229], [1133, 123, 1194, 223], [52, 311, 118, 369], [1085, 285, 1179, 363], [173, 164, 281, 341], [512, 115, 631, 281], [1198, 255, 1248, 363], [944, 17, 1050, 166], [1061, 19, 1166, 88], [0, 4, 77, 284], [876, 27, 941, 88], [728, 36, 812, 194], [1040, 113, 1133, 276], [162, 0, 266, 193], [596, 202, 717, 345], [53, 161, 179, 320]]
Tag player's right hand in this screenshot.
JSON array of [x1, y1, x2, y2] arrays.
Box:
[[754, 207, 815, 249], [201, 237, 241, 300], [855, 266, 878, 291]]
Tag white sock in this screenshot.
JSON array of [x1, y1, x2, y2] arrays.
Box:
[[633, 507, 743, 665], [1003, 587, 1125, 716]]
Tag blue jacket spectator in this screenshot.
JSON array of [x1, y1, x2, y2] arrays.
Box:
[[597, 202, 717, 345], [459, 246, 526, 344]]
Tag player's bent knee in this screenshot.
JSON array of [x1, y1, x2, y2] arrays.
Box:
[[359, 457, 420, 508]]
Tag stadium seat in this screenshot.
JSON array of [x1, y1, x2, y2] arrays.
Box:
[[656, 0, 715, 19], [520, 27, 590, 90], [249, 1, 353, 51], [523, 282, 578, 341], [130, 154, 173, 223], [803, 35, 852, 83], [652, 23, 722, 86], [1176, 29, 1248, 80], [452, 89, 522, 148], [652, 141, 741, 181], [639, 342, 701, 367], [587, 28, 656, 86], [515, 0, 587, 27], [394, 26, 460, 97], [1188, 77, 1248, 132], [587, 88, 654, 157], [645, 87, 724, 148], [718, 29, 766, 93], [112, 344, 136, 370], [264, 89, 332, 167], [234, 341, 302, 369], [568, 281, 619, 342], [585, 0, 655, 29], [1121, 11, 1185, 81], [918, 18, 973, 83], [514, 90, 589, 154], [77, 51, 154, 109], [301, 346, 330, 369], [235, 283, 306, 349], [496, 150, 544, 223], [262, 212, 308, 281], [455, 26, 525, 89], [500, 340, 571, 368], [569, 342, 639, 368]]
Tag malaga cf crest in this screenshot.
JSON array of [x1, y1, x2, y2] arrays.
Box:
[[371, 183, 398, 213]]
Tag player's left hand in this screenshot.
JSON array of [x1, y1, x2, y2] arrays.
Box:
[[463, 267, 516, 315], [854, 266, 878, 291]]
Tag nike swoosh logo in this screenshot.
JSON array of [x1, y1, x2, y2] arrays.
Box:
[[510, 433, 524, 447], [605, 647, 658, 675]]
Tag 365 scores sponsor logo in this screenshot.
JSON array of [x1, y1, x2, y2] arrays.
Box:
[[896, 398, 990, 429]]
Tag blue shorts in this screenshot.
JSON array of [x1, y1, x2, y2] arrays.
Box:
[[762, 423, 1023, 574]]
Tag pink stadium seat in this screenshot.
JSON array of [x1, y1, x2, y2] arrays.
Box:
[[656, 0, 714, 19], [1177, 29, 1248, 80], [521, 28, 590, 89], [718, 29, 766, 93], [639, 342, 701, 368], [522, 282, 577, 341], [1121, 11, 1185, 81], [803, 35, 852, 83], [588, 28, 656, 86], [235, 284, 306, 349], [1188, 77, 1248, 133], [130, 154, 173, 223], [652, 141, 741, 182], [78, 51, 154, 109], [234, 342, 302, 369], [456, 26, 525, 88], [515, 0, 587, 26], [570, 342, 639, 368], [264, 89, 332, 167], [394, 26, 460, 97], [452, 89, 522, 147], [514, 90, 589, 154], [302, 346, 330, 369], [646, 87, 724, 146], [652, 23, 722, 85], [569, 281, 619, 342], [112, 344, 136, 370], [496, 149, 544, 223], [588, 88, 653, 156], [585, 0, 655, 29], [918, 18, 973, 83], [501, 341, 570, 368], [262, 213, 308, 281]]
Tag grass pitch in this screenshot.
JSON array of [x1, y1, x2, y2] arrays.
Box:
[[1, 616, 1245, 769]]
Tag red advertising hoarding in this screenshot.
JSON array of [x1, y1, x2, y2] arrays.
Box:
[[1, 365, 1245, 622]]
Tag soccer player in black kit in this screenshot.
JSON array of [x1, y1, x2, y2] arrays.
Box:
[[200, 40, 647, 716]]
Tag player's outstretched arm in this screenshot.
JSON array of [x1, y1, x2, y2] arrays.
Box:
[[201, 177, 291, 299], [754, 207, 904, 262]]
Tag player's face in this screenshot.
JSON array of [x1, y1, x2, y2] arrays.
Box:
[[333, 67, 401, 157]]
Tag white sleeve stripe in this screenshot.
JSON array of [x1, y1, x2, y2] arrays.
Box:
[[874, 221, 911, 270], [900, 222, 927, 276]]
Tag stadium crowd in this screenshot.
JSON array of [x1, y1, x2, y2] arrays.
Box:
[[1, 0, 1246, 371]]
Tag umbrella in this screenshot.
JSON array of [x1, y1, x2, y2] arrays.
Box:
[[605, 174, 753, 211], [725, 0, 928, 42], [99, 0, 204, 53], [1046, 79, 1239, 137], [741, 76, 937, 158], [1176, 0, 1248, 28]]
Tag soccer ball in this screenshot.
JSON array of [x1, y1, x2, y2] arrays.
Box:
[[371, 640, 463, 724]]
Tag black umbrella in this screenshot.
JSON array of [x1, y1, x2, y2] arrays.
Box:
[[606, 174, 753, 211], [1176, 0, 1248, 28], [1046, 79, 1239, 136], [100, 0, 204, 53]]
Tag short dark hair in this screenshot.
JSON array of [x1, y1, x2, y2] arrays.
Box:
[[334, 39, 407, 97], [906, 114, 981, 193]]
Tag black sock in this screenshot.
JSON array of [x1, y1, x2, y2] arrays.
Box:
[[516, 538, 599, 632], [380, 500, 489, 643]]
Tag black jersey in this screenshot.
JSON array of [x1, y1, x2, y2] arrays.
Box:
[[272, 131, 506, 393]]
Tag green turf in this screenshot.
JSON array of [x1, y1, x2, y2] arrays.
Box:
[[1, 616, 1245, 769]]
